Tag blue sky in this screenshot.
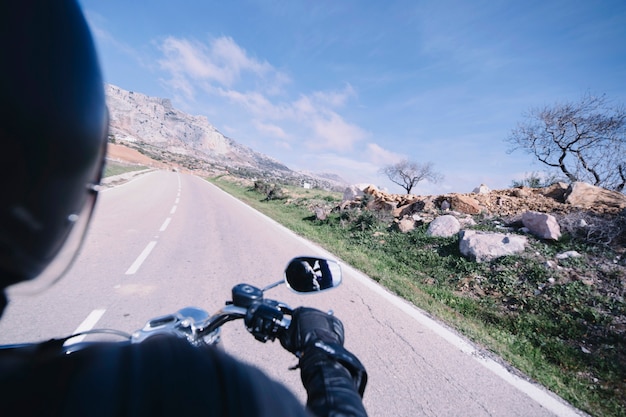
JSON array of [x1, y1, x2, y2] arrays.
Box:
[[79, 0, 626, 194]]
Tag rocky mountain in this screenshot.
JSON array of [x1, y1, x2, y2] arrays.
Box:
[[105, 84, 345, 189]]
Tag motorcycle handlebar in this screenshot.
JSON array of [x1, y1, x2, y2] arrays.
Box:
[[131, 298, 292, 346], [4, 257, 341, 354]]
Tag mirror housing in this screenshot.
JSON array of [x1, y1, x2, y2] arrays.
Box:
[[284, 257, 342, 293]]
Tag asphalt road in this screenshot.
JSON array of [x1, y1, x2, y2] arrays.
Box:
[[0, 171, 585, 417]]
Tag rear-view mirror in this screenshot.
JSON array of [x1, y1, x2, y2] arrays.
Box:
[[284, 257, 342, 293]]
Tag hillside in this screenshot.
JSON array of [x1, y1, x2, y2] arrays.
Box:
[[105, 84, 346, 190]]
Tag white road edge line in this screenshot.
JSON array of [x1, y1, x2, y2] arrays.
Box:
[[170, 206, 177, 214], [205, 180, 586, 417], [346, 269, 585, 417], [64, 309, 106, 346], [125, 241, 157, 275]]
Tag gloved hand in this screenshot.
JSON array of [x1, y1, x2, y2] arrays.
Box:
[[280, 307, 344, 354], [282, 307, 369, 408], [244, 301, 284, 342]]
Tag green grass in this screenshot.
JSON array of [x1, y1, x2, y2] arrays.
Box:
[[104, 160, 148, 178], [209, 176, 626, 417]]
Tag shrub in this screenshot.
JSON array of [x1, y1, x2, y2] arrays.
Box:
[[252, 180, 287, 201], [253, 180, 272, 195], [511, 171, 564, 188], [558, 211, 626, 247], [265, 185, 286, 201]]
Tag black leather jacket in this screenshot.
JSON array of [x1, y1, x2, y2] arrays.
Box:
[[0, 336, 367, 417], [298, 342, 368, 417]]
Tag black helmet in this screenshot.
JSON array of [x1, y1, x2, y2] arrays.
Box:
[[0, 1, 108, 289]]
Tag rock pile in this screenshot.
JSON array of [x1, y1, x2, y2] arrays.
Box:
[[342, 181, 626, 219], [339, 182, 626, 262]]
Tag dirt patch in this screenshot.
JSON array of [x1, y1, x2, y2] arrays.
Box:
[[106, 143, 169, 168]]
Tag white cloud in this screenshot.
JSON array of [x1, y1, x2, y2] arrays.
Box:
[[365, 143, 404, 165], [211, 36, 273, 78], [159, 37, 234, 87], [274, 140, 293, 150], [254, 121, 289, 139], [215, 86, 367, 152], [311, 84, 356, 107], [308, 112, 368, 152], [158, 36, 288, 95], [292, 95, 316, 116], [157, 35, 368, 154], [302, 153, 381, 184], [218, 88, 275, 114]]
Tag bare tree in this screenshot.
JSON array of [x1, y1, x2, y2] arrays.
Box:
[[380, 159, 443, 194], [507, 94, 626, 192]]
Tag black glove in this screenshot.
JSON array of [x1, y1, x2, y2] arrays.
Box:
[[279, 307, 344, 354], [282, 307, 368, 406]]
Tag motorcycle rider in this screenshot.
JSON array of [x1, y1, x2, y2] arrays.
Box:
[[0, 1, 367, 416]]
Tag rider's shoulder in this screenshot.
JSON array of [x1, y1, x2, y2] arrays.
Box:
[[0, 337, 309, 417]]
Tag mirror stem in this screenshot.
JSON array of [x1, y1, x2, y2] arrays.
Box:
[[261, 280, 284, 292]]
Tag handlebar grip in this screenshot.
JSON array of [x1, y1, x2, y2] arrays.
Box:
[[244, 302, 286, 342]]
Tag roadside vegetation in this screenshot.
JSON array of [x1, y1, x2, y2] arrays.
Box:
[[104, 160, 148, 177], [209, 175, 625, 417]]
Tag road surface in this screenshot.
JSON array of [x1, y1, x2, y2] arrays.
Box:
[[0, 171, 585, 416]]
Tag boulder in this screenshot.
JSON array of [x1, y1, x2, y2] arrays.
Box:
[[555, 250, 582, 260], [458, 216, 477, 228], [427, 215, 461, 237], [366, 199, 396, 212], [459, 230, 528, 263], [314, 206, 329, 221], [393, 200, 426, 218], [472, 184, 491, 194], [522, 211, 561, 240], [564, 182, 626, 209], [422, 197, 438, 213], [396, 217, 417, 233], [363, 184, 380, 196], [538, 182, 569, 202], [450, 195, 481, 214], [510, 187, 531, 198], [342, 184, 370, 202]]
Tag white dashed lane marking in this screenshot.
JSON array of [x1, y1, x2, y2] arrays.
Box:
[[125, 241, 158, 275], [123, 174, 182, 276], [64, 309, 106, 346]]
